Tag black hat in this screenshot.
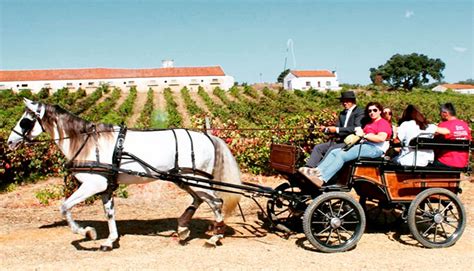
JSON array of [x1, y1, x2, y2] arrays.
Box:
[[339, 91, 356, 100]]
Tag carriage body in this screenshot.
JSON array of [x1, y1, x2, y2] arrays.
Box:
[[268, 138, 471, 252]]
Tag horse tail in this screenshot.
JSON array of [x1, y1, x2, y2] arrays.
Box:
[[210, 136, 242, 217]]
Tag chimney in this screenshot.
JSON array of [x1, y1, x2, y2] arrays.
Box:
[[162, 60, 174, 68]]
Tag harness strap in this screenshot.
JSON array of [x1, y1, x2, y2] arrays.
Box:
[[184, 129, 196, 171], [171, 129, 179, 171]]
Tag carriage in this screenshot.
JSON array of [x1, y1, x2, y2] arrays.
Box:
[[7, 99, 473, 252], [267, 138, 472, 252]]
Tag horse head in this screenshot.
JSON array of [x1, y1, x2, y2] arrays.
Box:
[[7, 98, 46, 150]]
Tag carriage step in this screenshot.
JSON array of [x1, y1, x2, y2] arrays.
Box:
[[322, 184, 351, 192]]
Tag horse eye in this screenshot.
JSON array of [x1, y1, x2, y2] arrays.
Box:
[[19, 118, 35, 131]]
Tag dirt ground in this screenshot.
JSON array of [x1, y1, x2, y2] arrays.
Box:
[[0, 174, 473, 270]]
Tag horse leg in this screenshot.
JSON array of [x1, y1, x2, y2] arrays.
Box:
[[176, 186, 203, 241], [195, 190, 226, 247], [99, 191, 119, 251], [60, 174, 108, 241]]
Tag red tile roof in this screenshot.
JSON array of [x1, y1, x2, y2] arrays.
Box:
[[0, 66, 226, 82], [291, 70, 335, 78], [441, 83, 474, 90]]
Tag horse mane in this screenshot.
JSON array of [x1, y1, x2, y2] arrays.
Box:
[[42, 104, 114, 160]]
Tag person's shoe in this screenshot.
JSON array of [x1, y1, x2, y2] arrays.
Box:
[[298, 167, 321, 176], [298, 167, 324, 188]]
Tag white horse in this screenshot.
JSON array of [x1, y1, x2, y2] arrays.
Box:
[[7, 99, 241, 251]]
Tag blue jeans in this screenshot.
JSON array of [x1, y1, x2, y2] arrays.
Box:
[[316, 144, 384, 182]]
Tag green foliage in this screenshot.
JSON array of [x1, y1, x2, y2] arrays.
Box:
[[198, 86, 230, 120], [71, 87, 103, 115], [370, 53, 445, 90], [163, 88, 182, 127], [243, 85, 258, 99], [135, 88, 154, 129], [102, 86, 137, 125], [180, 87, 204, 115], [84, 87, 121, 122], [35, 184, 64, 205]]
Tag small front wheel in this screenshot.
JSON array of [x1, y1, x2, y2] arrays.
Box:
[[407, 188, 466, 248], [303, 192, 366, 253]]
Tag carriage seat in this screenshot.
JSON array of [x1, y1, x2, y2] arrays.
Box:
[[385, 138, 472, 173]]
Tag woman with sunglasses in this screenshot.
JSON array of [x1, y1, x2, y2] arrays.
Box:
[[304, 102, 392, 187]]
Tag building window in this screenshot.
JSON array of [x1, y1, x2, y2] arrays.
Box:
[[201, 80, 204, 82], [16, 84, 19, 87], [123, 82, 126, 85], [317, 81, 321, 88], [44, 83, 51, 87], [306, 81, 311, 87], [128, 81, 135, 84], [66, 83, 73, 86], [326, 81, 331, 87], [88, 82, 94, 86], [79, 83, 82, 86], [164, 80, 167, 83], [212, 78, 218, 82], [21, 84, 28, 87]]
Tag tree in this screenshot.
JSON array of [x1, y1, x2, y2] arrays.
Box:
[[277, 69, 290, 83], [370, 53, 445, 90]]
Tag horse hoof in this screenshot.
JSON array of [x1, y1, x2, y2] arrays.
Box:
[[100, 245, 113, 252], [177, 227, 190, 241], [85, 227, 97, 240], [204, 235, 223, 248]]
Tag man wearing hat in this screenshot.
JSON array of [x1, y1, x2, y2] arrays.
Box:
[[299, 90, 365, 176]]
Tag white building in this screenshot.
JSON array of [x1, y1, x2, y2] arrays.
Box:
[[0, 61, 234, 93], [432, 83, 474, 94], [283, 70, 342, 91]]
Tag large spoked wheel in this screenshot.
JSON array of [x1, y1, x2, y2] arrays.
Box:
[[408, 188, 466, 248], [303, 192, 366, 253], [267, 182, 307, 233]]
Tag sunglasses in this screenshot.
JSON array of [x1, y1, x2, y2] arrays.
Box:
[[368, 108, 379, 113]]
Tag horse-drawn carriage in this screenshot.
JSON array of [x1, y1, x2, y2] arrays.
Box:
[[7, 99, 472, 252], [267, 138, 472, 252]]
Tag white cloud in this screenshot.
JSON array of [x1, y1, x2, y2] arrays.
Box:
[[405, 10, 414, 18], [453, 46, 467, 53]]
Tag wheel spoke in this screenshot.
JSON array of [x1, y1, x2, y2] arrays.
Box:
[[416, 206, 432, 217], [442, 220, 459, 230], [338, 225, 354, 236], [316, 225, 331, 235], [416, 218, 433, 224], [339, 208, 355, 219], [433, 224, 438, 243], [447, 207, 460, 221], [342, 221, 360, 224], [426, 198, 435, 213], [439, 201, 453, 215], [336, 228, 342, 245], [328, 200, 335, 217], [317, 209, 332, 220], [437, 195, 442, 213], [337, 201, 345, 217], [439, 222, 449, 239], [422, 222, 436, 237], [326, 228, 334, 244]]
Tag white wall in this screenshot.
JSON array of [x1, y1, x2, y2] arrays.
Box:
[[0, 75, 235, 93], [432, 86, 474, 94], [283, 73, 341, 91]]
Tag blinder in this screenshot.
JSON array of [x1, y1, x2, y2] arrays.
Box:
[[20, 117, 35, 134]]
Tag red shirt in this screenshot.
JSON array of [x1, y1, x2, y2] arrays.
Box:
[[363, 118, 392, 139], [436, 118, 472, 168]]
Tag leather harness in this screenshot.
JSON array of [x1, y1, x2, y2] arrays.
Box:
[[67, 127, 216, 192]]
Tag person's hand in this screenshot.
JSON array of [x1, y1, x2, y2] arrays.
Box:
[[355, 127, 365, 137], [326, 126, 337, 133]]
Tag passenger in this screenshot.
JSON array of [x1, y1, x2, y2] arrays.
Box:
[[382, 107, 397, 139], [301, 102, 392, 187], [432, 103, 472, 168], [392, 105, 449, 167], [298, 90, 365, 176]]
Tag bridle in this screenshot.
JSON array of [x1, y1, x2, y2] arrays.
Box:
[[11, 108, 46, 143]]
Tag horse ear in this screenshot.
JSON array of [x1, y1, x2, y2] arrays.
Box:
[[23, 98, 45, 118]]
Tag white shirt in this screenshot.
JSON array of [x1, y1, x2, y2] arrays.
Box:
[[337, 104, 357, 133], [393, 120, 437, 166]]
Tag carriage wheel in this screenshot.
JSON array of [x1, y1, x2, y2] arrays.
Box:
[[408, 188, 466, 248], [267, 182, 307, 233], [303, 192, 366, 253]]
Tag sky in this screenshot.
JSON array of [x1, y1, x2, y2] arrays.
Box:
[[0, 0, 473, 84]]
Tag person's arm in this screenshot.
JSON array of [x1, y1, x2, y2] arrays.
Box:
[[363, 132, 388, 142], [338, 107, 365, 137], [435, 127, 450, 135]]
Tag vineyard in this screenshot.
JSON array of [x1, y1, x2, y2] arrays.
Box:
[[1, 85, 473, 191]]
